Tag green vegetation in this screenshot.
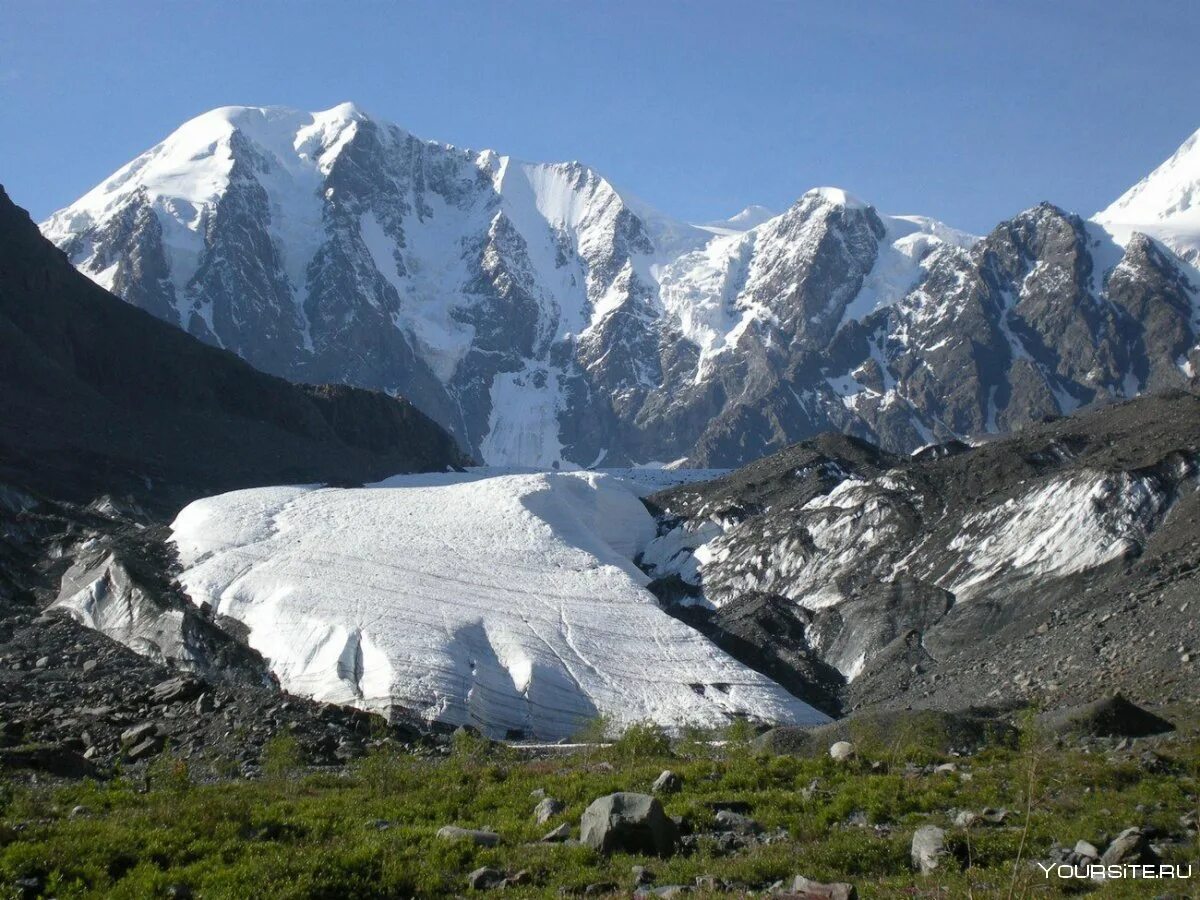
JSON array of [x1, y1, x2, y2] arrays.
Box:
[[1, 713, 1197, 899]]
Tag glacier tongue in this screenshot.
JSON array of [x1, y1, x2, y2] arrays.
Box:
[[169, 471, 827, 738]]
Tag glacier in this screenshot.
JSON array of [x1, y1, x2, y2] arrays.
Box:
[[169, 470, 829, 739]]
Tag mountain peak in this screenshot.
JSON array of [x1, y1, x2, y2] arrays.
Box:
[[1096, 125, 1200, 226], [702, 204, 776, 232], [804, 186, 870, 211]]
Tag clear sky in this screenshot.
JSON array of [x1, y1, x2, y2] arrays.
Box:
[[2, 0, 1197, 233]]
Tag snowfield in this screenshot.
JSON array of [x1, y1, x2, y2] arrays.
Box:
[[170, 470, 827, 739]]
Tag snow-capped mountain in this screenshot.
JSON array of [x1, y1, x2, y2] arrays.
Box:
[[42, 105, 1200, 466]]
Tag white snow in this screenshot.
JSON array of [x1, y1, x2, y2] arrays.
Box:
[[836, 215, 978, 330], [170, 471, 828, 739], [698, 205, 776, 234], [941, 471, 1171, 600], [1095, 125, 1200, 269], [478, 365, 566, 468]]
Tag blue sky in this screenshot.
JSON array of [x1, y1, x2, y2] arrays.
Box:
[[1, 0, 1197, 233]]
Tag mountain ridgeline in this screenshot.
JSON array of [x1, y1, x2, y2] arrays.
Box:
[[43, 104, 1200, 468]]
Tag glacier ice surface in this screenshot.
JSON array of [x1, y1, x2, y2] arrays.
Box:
[[170, 470, 828, 739]]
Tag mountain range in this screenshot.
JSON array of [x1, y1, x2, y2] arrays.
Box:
[[42, 104, 1200, 467]]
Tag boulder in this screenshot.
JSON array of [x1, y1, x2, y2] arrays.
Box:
[[505, 870, 532, 887], [1100, 827, 1153, 865], [467, 867, 505, 890], [120, 722, 159, 746], [540, 823, 571, 842], [828, 741, 855, 762], [152, 676, 203, 705], [786, 875, 859, 900], [714, 809, 762, 834], [581, 792, 679, 856], [533, 796, 565, 824], [911, 825, 947, 874], [126, 734, 165, 761], [652, 769, 682, 794]]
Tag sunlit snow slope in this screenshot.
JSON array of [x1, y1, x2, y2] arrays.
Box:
[[170, 471, 827, 739]]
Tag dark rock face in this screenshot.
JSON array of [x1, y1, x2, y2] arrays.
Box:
[[643, 392, 1200, 715], [0, 185, 466, 508]]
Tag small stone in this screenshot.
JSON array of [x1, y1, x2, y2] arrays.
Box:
[[533, 796, 564, 823], [35, 657, 50, 669], [540, 822, 571, 842], [829, 741, 855, 762], [70, 805, 89, 818], [126, 735, 165, 761], [714, 809, 761, 834], [504, 870, 532, 887], [652, 769, 682, 794], [1074, 839, 1099, 859], [82, 660, 98, 674], [933, 762, 958, 775], [953, 810, 978, 828], [632, 865, 653, 886], [1100, 827, 1152, 865], [466, 867, 505, 891], [437, 825, 499, 847]]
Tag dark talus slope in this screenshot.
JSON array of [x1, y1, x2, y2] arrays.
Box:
[[0, 184, 466, 775], [0, 185, 466, 510], [641, 392, 1200, 715]]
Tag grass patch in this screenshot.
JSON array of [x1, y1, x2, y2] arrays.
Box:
[[1, 716, 1197, 898]]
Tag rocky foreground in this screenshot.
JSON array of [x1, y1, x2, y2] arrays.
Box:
[[0, 697, 1196, 898]]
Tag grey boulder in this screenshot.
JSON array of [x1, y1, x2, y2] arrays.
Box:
[[911, 825, 947, 874], [581, 792, 679, 856]]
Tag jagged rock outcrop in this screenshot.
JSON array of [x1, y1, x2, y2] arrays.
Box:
[[642, 392, 1200, 713]]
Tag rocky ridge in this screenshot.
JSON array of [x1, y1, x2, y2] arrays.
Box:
[[641, 391, 1200, 716]]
